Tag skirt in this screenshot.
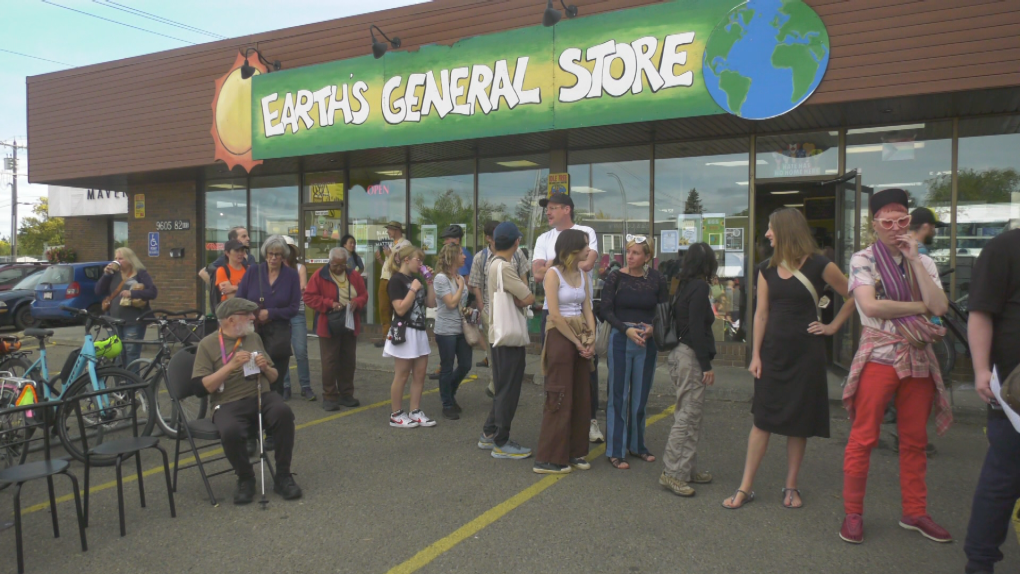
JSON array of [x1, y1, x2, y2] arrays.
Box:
[[383, 328, 431, 359]]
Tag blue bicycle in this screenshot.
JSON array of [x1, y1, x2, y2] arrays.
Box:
[[0, 305, 153, 466]]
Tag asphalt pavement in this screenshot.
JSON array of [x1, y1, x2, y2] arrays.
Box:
[[0, 325, 1015, 574]]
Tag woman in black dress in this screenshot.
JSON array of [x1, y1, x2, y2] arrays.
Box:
[[723, 208, 850, 510]]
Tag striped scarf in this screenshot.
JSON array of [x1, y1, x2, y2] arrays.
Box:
[[872, 239, 945, 349]]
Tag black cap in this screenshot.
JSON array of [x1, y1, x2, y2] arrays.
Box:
[[910, 207, 948, 228], [538, 192, 574, 209], [223, 239, 246, 253], [869, 188, 910, 215], [439, 225, 464, 239]]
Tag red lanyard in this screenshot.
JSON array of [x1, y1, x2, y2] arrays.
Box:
[[218, 330, 243, 365]]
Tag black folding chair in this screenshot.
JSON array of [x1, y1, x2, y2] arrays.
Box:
[[70, 380, 176, 537], [166, 347, 273, 506], [0, 398, 87, 574]]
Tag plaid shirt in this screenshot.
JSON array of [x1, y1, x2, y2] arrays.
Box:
[[843, 326, 953, 436]]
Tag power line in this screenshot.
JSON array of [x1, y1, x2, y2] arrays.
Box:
[[0, 48, 72, 67], [40, 0, 197, 45], [92, 0, 226, 40]]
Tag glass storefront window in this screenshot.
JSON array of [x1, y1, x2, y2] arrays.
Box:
[[656, 138, 750, 342], [410, 160, 476, 269], [478, 154, 550, 290], [846, 122, 953, 273], [756, 131, 839, 179], [204, 178, 247, 266], [956, 115, 1020, 300], [112, 219, 128, 254], [250, 175, 300, 259], [568, 146, 651, 290], [349, 165, 408, 324]]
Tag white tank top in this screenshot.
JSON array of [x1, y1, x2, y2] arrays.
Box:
[[550, 267, 585, 318]]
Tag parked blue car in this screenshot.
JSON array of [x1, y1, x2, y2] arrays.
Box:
[[0, 271, 48, 330], [32, 261, 109, 323]]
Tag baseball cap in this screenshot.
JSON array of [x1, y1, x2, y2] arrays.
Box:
[[910, 207, 949, 228], [493, 222, 523, 245], [538, 193, 574, 209], [223, 239, 246, 253], [869, 188, 909, 215], [439, 225, 464, 239]]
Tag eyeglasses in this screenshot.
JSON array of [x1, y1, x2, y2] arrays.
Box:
[[266, 252, 286, 259], [626, 234, 648, 244], [875, 215, 911, 230]]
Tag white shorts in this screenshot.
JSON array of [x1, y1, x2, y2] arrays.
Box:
[[382, 328, 431, 360]]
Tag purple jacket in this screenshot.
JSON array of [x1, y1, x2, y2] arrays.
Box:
[[236, 262, 300, 322]]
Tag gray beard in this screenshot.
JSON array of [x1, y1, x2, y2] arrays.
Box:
[[227, 321, 255, 338]]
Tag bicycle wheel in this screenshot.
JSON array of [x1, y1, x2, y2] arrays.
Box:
[[0, 356, 32, 379], [0, 386, 32, 490], [932, 335, 956, 381], [150, 364, 207, 439], [56, 367, 155, 466]]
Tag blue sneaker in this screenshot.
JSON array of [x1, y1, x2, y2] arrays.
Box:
[[491, 440, 532, 459], [477, 433, 495, 450]]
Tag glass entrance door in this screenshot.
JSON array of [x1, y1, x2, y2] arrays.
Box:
[[833, 172, 864, 370], [303, 208, 344, 327]]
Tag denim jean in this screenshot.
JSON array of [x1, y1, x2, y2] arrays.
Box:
[[282, 312, 312, 392], [435, 333, 472, 408], [605, 325, 657, 459], [118, 322, 146, 374], [964, 414, 1020, 573]]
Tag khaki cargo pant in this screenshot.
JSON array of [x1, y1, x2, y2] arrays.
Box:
[[662, 343, 707, 481]]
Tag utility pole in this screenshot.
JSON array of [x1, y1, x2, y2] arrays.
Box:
[[1, 139, 25, 261]]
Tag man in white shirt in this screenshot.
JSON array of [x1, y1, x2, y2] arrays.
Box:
[[532, 192, 605, 443]]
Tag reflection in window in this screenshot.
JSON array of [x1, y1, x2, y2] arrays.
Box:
[[478, 154, 549, 277], [204, 178, 246, 266], [656, 139, 750, 342], [846, 122, 952, 272], [112, 219, 128, 254], [568, 146, 651, 280], [410, 160, 475, 268], [349, 165, 407, 325], [956, 116, 1020, 300], [250, 175, 300, 260], [756, 131, 838, 179]]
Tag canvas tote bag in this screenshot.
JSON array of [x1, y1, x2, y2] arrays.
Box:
[[489, 260, 530, 347]]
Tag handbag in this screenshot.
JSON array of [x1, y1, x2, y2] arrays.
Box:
[[653, 293, 680, 351], [326, 281, 353, 336], [462, 315, 481, 347], [594, 319, 611, 357], [255, 263, 293, 357], [489, 259, 530, 347], [388, 320, 408, 345], [102, 278, 126, 312]]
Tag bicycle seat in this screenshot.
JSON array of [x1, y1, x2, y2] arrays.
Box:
[[23, 328, 53, 339]]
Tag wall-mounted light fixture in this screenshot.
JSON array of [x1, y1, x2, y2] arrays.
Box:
[[240, 47, 282, 79], [370, 25, 401, 59], [543, 0, 578, 27]]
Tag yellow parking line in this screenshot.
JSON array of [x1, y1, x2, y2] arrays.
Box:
[[385, 403, 676, 574], [18, 377, 472, 515]]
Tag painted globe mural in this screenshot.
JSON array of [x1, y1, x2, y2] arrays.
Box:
[[704, 0, 830, 120]]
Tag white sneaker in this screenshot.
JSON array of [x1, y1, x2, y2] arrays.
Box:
[[589, 419, 605, 443], [408, 409, 437, 427], [389, 410, 419, 428]]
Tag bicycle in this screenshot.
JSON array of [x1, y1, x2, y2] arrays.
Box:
[[0, 305, 154, 466], [124, 309, 209, 439]]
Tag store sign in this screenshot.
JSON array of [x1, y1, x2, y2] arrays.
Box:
[[248, 0, 829, 159], [48, 186, 128, 217]]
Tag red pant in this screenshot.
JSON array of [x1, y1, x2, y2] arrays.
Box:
[[843, 362, 935, 516]]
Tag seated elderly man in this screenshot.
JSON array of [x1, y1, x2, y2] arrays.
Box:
[[191, 297, 302, 504]]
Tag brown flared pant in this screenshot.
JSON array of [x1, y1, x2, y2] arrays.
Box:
[[535, 329, 591, 466]]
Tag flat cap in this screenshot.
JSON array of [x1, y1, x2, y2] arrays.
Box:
[[215, 297, 258, 320]]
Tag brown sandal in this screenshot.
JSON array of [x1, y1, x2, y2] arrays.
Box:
[[628, 450, 656, 463], [608, 457, 630, 470]]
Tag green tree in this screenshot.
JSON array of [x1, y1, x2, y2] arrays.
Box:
[[17, 198, 63, 258], [684, 188, 704, 214], [926, 168, 1020, 205], [0, 238, 10, 257]]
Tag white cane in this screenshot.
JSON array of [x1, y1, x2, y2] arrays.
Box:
[[256, 368, 269, 510]]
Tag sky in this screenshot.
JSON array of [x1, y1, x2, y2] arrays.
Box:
[[0, 0, 426, 240]]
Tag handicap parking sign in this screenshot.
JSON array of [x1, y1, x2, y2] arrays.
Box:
[[148, 232, 159, 257]]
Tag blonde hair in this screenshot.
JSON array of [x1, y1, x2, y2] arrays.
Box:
[[625, 238, 653, 261], [390, 244, 425, 274], [115, 247, 145, 272], [436, 243, 462, 279], [767, 208, 818, 268]]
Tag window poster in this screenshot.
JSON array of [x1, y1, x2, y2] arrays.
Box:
[[725, 228, 744, 251], [702, 213, 725, 249], [422, 224, 438, 254]]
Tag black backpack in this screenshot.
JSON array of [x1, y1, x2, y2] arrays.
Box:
[[209, 262, 242, 314]]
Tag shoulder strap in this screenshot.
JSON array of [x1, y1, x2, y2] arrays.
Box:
[[104, 277, 127, 306], [781, 260, 821, 321], [495, 260, 506, 293]]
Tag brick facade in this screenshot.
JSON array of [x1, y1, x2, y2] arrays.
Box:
[[63, 216, 110, 263], [128, 181, 202, 312]]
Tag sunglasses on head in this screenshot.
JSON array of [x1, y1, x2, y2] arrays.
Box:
[[626, 234, 648, 244], [875, 215, 911, 230]]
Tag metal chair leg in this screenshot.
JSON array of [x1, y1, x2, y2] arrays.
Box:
[[172, 432, 182, 492], [188, 433, 218, 506], [135, 451, 146, 508], [115, 456, 126, 537], [62, 471, 88, 552], [13, 483, 24, 574], [46, 475, 59, 539], [155, 444, 177, 518], [83, 456, 91, 528]]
